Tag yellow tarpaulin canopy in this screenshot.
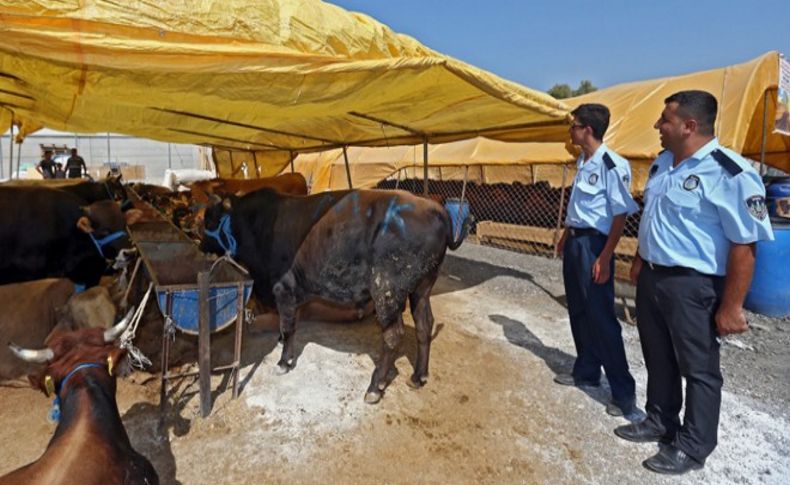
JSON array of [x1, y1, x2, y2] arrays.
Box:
[[567, 50, 789, 172], [292, 51, 789, 192], [0, 0, 570, 174]]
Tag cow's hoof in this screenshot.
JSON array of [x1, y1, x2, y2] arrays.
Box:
[[364, 391, 382, 404], [407, 374, 428, 389], [275, 361, 293, 375]]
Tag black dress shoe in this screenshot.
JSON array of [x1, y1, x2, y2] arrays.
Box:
[[613, 420, 672, 443], [643, 445, 704, 475], [553, 373, 599, 387]]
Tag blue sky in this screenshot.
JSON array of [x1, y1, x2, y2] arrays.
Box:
[[332, 0, 789, 92]]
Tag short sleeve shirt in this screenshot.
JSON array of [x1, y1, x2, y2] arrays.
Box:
[[564, 143, 639, 235], [638, 138, 774, 275]]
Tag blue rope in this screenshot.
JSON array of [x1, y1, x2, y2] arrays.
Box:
[[204, 214, 237, 256], [49, 362, 105, 423], [89, 230, 126, 258]]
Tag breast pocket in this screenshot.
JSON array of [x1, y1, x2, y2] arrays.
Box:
[[664, 188, 699, 207], [574, 180, 606, 212]]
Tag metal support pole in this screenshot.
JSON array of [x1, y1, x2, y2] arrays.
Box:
[[228, 151, 236, 178], [553, 163, 569, 259], [167, 143, 172, 169], [423, 139, 429, 196], [197, 271, 212, 417], [456, 165, 469, 239], [395, 167, 401, 190], [289, 150, 295, 174], [342, 145, 353, 189], [252, 151, 261, 178], [232, 282, 245, 399], [15, 136, 22, 179], [8, 114, 14, 179], [759, 90, 769, 177], [159, 291, 173, 425], [106, 132, 111, 165], [0, 130, 4, 179]]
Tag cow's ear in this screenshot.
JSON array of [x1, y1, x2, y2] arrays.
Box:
[[222, 198, 233, 211], [77, 216, 94, 233], [124, 208, 144, 226]]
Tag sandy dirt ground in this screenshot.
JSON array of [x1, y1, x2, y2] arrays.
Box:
[[1, 243, 788, 484]]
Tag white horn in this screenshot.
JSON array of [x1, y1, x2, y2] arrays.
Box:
[[104, 307, 136, 342], [8, 343, 54, 363]]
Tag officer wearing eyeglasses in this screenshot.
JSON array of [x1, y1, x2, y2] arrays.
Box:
[[614, 90, 774, 475], [554, 103, 639, 418]]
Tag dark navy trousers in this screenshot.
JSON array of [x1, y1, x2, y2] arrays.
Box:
[[636, 264, 724, 462], [562, 232, 635, 407]]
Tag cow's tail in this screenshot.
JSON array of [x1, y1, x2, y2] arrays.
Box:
[[445, 211, 474, 251]]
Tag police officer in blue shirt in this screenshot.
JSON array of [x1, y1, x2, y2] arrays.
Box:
[[614, 90, 774, 475], [554, 104, 639, 418]]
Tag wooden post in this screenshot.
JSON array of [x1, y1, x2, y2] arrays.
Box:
[[197, 271, 212, 417], [423, 139, 429, 196], [759, 90, 769, 177], [552, 163, 569, 259], [342, 145, 353, 189], [289, 150, 295, 174], [232, 282, 245, 399]]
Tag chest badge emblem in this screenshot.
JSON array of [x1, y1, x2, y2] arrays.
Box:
[[683, 175, 700, 191], [587, 173, 599, 185]]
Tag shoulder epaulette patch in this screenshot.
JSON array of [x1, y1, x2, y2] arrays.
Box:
[[711, 149, 743, 176], [602, 152, 616, 170]]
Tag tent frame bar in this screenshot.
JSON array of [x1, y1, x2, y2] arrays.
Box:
[[152, 107, 336, 145], [342, 145, 353, 189], [348, 111, 426, 136], [759, 90, 769, 177]]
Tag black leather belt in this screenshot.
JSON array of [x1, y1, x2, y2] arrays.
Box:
[[645, 261, 702, 276], [568, 227, 603, 237]]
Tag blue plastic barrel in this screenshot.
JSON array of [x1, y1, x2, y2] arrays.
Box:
[[444, 198, 470, 237], [766, 177, 790, 218], [745, 221, 790, 317]]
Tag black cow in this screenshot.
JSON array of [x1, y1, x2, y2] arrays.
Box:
[[1, 173, 129, 207], [0, 187, 142, 287], [60, 173, 130, 208], [200, 189, 470, 403]]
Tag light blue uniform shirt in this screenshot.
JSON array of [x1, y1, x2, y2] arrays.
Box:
[[638, 138, 774, 276], [564, 143, 639, 235]]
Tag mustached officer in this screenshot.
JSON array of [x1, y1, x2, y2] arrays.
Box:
[[615, 90, 774, 475]]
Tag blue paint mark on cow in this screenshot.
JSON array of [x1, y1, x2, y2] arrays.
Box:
[[312, 195, 333, 222], [333, 192, 361, 218], [381, 198, 413, 235]]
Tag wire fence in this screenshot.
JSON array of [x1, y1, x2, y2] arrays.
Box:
[[376, 163, 649, 281]]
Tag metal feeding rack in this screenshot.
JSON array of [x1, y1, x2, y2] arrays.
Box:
[[126, 195, 253, 418]]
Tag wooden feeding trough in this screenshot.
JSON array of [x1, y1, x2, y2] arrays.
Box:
[[127, 195, 253, 418]]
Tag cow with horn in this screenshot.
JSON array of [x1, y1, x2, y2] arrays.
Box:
[[1, 308, 159, 485]]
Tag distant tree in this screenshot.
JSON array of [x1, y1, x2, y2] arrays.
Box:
[[548, 83, 573, 99], [573, 80, 597, 96]]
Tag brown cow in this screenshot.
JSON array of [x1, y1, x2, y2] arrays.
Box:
[[1, 309, 159, 485], [189, 172, 308, 205]]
